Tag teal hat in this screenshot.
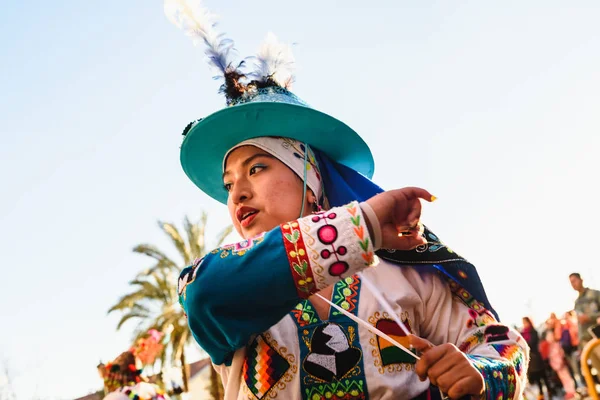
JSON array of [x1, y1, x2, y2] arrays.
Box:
[[166, 0, 374, 204]]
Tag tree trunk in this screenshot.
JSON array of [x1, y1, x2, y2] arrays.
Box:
[[180, 350, 189, 392], [208, 364, 224, 400]]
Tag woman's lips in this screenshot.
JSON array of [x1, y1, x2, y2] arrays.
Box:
[[240, 211, 258, 228]]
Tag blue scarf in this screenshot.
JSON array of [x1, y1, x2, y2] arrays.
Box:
[[313, 149, 499, 320]]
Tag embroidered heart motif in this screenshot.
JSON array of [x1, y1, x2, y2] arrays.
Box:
[[303, 323, 361, 382], [375, 318, 416, 366]]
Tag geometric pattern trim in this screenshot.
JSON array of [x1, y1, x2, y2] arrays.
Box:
[[243, 334, 294, 399]]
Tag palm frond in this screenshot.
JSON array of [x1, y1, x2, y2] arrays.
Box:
[[159, 221, 191, 265], [184, 216, 201, 260], [108, 290, 151, 313], [133, 244, 178, 269], [135, 259, 175, 279], [117, 311, 150, 330], [111, 210, 227, 388]]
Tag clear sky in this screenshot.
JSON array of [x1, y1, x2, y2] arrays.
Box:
[[1, 0, 599, 398]]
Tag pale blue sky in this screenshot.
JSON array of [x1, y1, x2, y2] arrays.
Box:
[[1, 1, 599, 398]]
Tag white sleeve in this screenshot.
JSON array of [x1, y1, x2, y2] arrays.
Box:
[[407, 270, 529, 400]]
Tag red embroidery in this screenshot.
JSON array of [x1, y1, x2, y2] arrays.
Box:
[[281, 221, 316, 298]]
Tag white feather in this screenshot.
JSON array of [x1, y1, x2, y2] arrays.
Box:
[[164, 0, 235, 73], [253, 32, 296, 88]]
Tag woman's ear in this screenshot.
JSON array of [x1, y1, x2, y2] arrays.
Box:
[[306, 189, 317, 205]]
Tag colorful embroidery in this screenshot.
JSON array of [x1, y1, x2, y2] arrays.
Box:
[[302, 323, 362, 382], [243, 333, 296, 399], [282, 221, 316, 298], [177, 257, 203, 302], [310, 211, 350, 277], [467, 355, 517, 400], [331, 275, 360, 316], [459, 325, 511, 353], [304, 379, 366, 400], [299, 220, 327, 286], [415, 231, 454, 254], [368, 311, 416, 374], [211, 232, 265, 258], [491, 344, 524, 376], [281, 138, 321, 181], [290, 278, 369, 400], [291, 301, 319, 327], [441, 273, 497, 332], [345, 203, 374, 265]]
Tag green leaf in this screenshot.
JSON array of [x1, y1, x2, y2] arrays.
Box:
[[301, 260, 308, 273], [293, 263, 304, 276], [292, 229, 300, 242], [359, 238, 370, 252], [350, 216, 361, 226]]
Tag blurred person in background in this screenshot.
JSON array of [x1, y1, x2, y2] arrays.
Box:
[[545, 330, 576, 399], [569, 273, 600, 377], [522, 317, 551, 399]]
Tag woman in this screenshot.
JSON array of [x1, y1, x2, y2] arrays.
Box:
[[166, 1, 529, 399], [521, 317, 551, 399]]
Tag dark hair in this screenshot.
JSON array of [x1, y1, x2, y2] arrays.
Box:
[[522, 316, 534, 326], [569, 273, 582, 280]]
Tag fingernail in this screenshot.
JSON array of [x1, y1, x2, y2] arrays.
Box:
[[430, 195, 437, 202]]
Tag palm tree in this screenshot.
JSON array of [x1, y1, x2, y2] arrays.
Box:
[[108, 212, 232, 395]]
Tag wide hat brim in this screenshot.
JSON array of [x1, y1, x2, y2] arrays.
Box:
[[181, 101, 374, 204]]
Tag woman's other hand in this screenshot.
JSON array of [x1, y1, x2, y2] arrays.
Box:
[[411, 335, 485, 399]]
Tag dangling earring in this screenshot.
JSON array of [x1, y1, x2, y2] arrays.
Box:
[[312, 199, 321, 213]]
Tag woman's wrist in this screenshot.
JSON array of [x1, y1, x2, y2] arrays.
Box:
[[359, 201, 382, 250]]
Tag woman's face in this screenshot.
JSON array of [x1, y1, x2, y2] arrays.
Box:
[[522, 318, 531, 328], [224, 145, 314, 239]]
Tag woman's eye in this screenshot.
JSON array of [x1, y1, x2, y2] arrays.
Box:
[[223, 183, 232, 192], [249, 164, 266, 175]]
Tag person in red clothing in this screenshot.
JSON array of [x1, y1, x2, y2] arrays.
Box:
[[546, 331, 576, 399]]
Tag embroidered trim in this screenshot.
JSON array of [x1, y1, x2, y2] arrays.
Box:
[[282, 221, 316, 298], [211, 232, 266, 258], [331, 275, 361, 316], [303, 379, 366, 400], [415, 231, 454, 254], [177, 257, 203, 302], [467, 355, 517, 400], [345, 203, 374, 265], [492, 344, 525, 377], [301, 323, 363, 384], [291, 301, 319, 327], [300, 219, 327, 286], [290, 277, 369, 400], [368, 311, 416, 374], [310, 211, 351, 277], [242, 333, 297, 400]]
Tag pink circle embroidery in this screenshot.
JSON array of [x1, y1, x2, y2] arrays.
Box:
[[317, 225, 338, 245], [329, 261, 349, 276]]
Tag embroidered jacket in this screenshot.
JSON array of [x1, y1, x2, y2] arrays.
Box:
[[178, 202, 529, 400]]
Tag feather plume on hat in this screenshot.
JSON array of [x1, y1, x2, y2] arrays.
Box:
[[164, 0, 296, 105]]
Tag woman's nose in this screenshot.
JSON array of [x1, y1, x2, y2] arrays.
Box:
[[230, 179, 252, 204]]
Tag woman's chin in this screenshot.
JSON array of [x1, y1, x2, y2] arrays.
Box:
[[242, 222, 277, 239]]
